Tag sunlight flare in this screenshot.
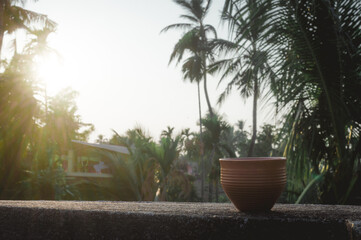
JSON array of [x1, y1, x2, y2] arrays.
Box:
[[36, 54, 69, 95]]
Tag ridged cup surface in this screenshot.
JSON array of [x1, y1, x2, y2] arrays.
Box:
[[220, 157, 286, 212]]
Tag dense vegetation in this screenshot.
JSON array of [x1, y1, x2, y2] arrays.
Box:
[[0, 0, 360, 204]]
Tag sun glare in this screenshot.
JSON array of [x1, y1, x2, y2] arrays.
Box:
[[36, 55, 69, 96]]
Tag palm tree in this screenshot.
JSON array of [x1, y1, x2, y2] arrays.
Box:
[[226, 0, 361, 203], [161, 126, 175, 139], [104, 128, 158, 201], [161, 0, 217, 116], [0, 0, 56, 58], [212, 0, 274, 157], [181, 54, 206, 200], [234, 120, 250, 157], [151, 132, 191, 201], [202, 113, 234, 201], [23, 26, 57, 57], [268, 0, 361, 204], [161, 0, 218, 200], [46, 88, 94, 155], [180, 128, 199, 159]]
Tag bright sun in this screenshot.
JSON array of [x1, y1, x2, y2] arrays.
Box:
[[36, 54, 70, 96]]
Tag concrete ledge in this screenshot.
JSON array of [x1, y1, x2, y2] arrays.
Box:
[[0, 201, 360, 240]]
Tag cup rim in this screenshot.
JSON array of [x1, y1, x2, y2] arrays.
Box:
[[219, 157, 286, 162]]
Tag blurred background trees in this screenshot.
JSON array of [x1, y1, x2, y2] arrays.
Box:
[[0, 0, 92, 199]]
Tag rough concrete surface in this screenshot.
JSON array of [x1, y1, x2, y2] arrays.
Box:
[[0, 201, 360, 240]]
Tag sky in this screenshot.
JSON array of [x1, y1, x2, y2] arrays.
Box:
[[19, 0, 277, 142]]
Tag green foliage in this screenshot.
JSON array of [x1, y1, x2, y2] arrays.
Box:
[[199, 113, 283, 201], [0, 12, 93, 199], [214, 0, 275, 156], [23, 156, 78, 200], [0, 53, 38, 198], [0, 52, 86, 200], [103, 127, 194, 202], [253, 124, 283, 157], [46, 88, 94, 155], [103, 128, 157, 201], [152, 132, 192, 201], [214, 0, 361, 204], [201, 113, 231, 201], [268, 0, 361, 204]]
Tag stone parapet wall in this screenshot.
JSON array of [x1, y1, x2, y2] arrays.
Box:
[[0, 201, 360, 239]]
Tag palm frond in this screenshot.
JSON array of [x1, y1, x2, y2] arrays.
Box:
[[160, 23, 193, 34], [168, 29, 199, 64], [179, 14, 199, 23], [204, 24, 217, 39], [210, 38, 238, 55]]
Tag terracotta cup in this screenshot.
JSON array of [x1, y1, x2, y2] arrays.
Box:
[[220, 157, 286, 212]]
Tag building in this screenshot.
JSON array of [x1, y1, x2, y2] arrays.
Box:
[[62, 140, 130, 179]]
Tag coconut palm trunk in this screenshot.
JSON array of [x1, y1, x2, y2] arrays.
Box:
[[248, 76, 258, 157], [247, 41, 259, 157], [202, 53, 213, 117], [200, 27, 215, 202], [197, 80, 205, 201]]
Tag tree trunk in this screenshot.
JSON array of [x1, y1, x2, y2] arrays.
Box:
[[202, 52, 213, 117], [0, 0, 5, 59], [197, 81, 204, 202], [248, 77, 258, 157], [199, 22, 213, 118]]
